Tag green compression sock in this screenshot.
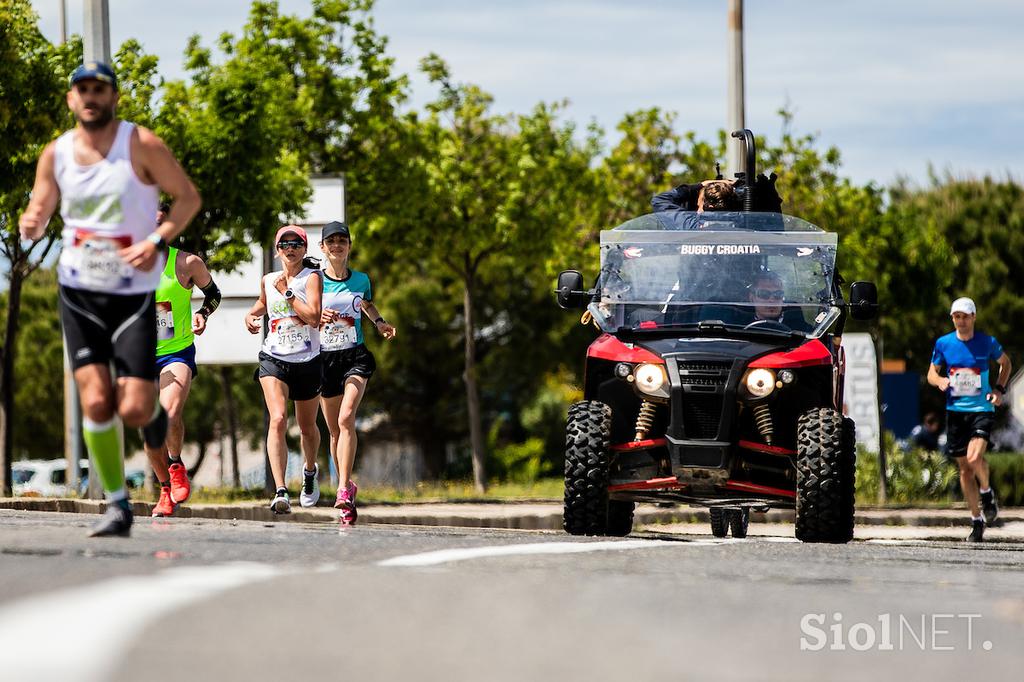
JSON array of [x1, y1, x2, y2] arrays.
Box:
[[82, 417, 125, 494]]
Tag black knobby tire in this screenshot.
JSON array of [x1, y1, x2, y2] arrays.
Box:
[[795, 408, 855, 543], [563, 401, 614, 536], [729, 508, 750, 539], [607, 500, 635, 537], [840, 417, 857, 532], [709, 507, 729, 538]]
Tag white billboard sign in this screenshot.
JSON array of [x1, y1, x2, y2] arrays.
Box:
[[842, 332, 880, 453], [1009, 370, 1024, 427]]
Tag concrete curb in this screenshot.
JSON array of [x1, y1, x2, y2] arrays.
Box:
[[2, 497, 1021, 531]]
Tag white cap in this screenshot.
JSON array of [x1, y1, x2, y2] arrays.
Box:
[[950, 297, 976, 315]]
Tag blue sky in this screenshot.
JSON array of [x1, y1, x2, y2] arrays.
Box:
[[28, 0, 1024, 186]]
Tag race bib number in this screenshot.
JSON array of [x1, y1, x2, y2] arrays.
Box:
[[156, 301, 175, 341], [73, 231, 133, 289], [949, 367, 982, 397], [321, 318, 358, 351], [271, 316, 312, 356]]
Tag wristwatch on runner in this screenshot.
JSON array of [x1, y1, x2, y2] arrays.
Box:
[[994, 383, 1007, 395], [146, 232, 167, 250], [284, 289, 295, 300]]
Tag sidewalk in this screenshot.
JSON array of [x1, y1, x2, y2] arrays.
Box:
[[2, 497, 1023, 541]]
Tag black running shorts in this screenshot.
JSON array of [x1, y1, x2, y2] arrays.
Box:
[[59, 284, 158, 380], [320, 344, 376, 398], [945, 411, 995, 457], [255, 351, 322, 401]]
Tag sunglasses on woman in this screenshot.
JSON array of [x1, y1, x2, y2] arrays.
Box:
[[277, 239, 305, 250]]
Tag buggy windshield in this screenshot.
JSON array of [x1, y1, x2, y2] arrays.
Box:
[[590, 212, 840, 338]]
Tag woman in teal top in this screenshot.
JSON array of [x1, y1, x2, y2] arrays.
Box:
[[317, 221, 396, 525], [147, 233, 220, 518]]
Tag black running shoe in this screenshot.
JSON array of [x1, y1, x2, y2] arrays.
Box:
[[270, 489, 291, 514], [981, 490, 999, 526], [89, 499, 133, 538], [967, 518, 985, 543]]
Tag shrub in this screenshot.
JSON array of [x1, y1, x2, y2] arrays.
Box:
[[855, 432, 957, 504], [856, 432, 1024, 506]]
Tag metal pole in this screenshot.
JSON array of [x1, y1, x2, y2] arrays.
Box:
[[81, 0, 112, 500], [726, 0, 746, 178], [875, 331, 889, 503], [58, 0, 67, 44], [63, 355, 83, 495], [262, 245, 274, 496], [82, 0, 111, 63]]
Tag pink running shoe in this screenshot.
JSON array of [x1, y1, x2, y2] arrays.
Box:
[[335, 481, 358, 526]]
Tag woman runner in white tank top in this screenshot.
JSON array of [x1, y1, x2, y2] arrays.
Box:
[[245, 225, 323, 514]]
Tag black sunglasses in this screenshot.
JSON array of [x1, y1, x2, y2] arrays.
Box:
[[277, 239, 305, 250], [753, 288, 784, 301]]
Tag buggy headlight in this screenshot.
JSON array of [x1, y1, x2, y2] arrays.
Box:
[[634, 363, 669, 398], [745, 368, 776, 398]]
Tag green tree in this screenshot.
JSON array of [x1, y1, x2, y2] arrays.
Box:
[[0, 1, 78, 493], [161, 0, 410, 263], [0, 268, 63, 459], [882, 174, 1024, 369], [363, 55, 599, 491], [155, 30, 310, 267]]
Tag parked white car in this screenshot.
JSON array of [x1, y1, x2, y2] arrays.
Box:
[[12, 459, 145, 497], [12, 459, 88, 497]]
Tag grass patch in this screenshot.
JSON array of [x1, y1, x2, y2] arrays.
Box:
[[134, 478, 565, 505], [357, 478, 564, 504]]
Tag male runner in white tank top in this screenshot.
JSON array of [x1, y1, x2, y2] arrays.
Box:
[[19, 61, 201, 537]]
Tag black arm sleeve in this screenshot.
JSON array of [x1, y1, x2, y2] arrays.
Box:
[[197, 279, 222, 318]]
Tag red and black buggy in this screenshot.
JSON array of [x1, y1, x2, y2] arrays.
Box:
[[555, 131, 878, 543]]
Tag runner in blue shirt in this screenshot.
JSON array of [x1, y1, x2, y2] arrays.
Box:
[[927, 297, 1012, 542], [316, 221, 396, 526]]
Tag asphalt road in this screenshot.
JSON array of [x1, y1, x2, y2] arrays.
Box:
[[0, 510, 1022, 682]]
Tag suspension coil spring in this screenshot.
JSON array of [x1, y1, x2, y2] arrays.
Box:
[[635, 401, 656, 441], [753, 403, 774, 445]]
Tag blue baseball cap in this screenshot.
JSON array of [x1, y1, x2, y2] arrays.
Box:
[[321, 221, 350, 240], [69, 61, 118, 89]]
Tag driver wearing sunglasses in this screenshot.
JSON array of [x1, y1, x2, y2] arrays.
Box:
[[749, 271, 788, 322]]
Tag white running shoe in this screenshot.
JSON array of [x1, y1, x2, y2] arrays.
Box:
[[270, 490, 291, 514], [299, 464, 321, 507]]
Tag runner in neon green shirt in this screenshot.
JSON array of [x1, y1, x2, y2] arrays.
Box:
[[146, 204, 221, 517]]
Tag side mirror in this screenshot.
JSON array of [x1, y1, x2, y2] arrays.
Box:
[[849, 281, 879, 321], [555, 270, 588, 309]]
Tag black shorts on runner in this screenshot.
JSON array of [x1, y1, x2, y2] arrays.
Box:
[[320, 344, 376, 398], [945, 411, 995, 457], [59, 284, 157, 380], [255, 352, 322, 401]]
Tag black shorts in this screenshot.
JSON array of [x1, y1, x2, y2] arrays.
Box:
[[945, 411, 995, 457], [255, 352, 322, 401], [321, 345, 376, 398], [59, 285, 157, 380]]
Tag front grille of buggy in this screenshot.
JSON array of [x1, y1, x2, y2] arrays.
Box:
[[677, 361, 730, 440]]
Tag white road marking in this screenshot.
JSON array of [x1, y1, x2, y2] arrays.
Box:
[[0, 561, 320, 682], [378, 539, 713, 567]]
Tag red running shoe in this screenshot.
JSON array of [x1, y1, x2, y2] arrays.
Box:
[[168, 462, 191, 504], [152, 486, 176, 517]]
